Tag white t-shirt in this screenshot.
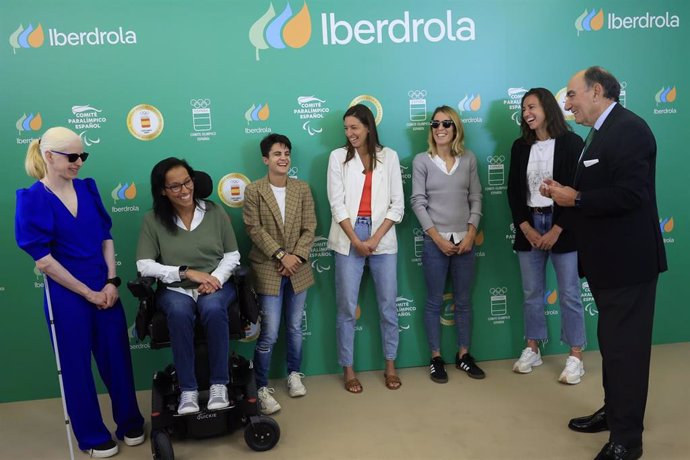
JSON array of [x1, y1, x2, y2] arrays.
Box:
[[526, 139, 555, 208], [270, 183, 286, 224]]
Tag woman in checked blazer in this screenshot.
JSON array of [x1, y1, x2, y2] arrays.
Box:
[[243, 133, 316, 415]]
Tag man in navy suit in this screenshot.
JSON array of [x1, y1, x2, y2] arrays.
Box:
[[543, 66, 667, 460]]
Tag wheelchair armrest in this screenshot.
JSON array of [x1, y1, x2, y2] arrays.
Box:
[[127, 276, 157, 299]]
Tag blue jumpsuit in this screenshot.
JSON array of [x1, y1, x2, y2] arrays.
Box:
[[15, 178, 144, 451]]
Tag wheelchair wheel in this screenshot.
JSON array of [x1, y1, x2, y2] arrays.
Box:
[[151, 430, 174, 460], [244, 416, 280, 451]]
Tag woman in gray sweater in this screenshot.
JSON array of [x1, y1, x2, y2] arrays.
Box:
[[410, 105, 484, 383]]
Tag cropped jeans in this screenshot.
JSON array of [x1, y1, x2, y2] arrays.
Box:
[[158, 282, 236, 391], [335, 217, 399, 367], [517, 211, 586, 348], [422, 235, 476, 352], [253, 276, 307, 389]]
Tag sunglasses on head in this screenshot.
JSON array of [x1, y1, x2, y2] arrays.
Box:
[[51, 150, 89, 163], [430, 120, 455, 129]]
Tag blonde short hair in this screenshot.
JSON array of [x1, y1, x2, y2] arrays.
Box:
[[427, 106, 465, 157], [25, 127, 81, 179]]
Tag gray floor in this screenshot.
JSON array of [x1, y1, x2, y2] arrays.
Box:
[[1, 342, 688, 460]]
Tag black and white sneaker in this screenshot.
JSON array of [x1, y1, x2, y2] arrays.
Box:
[[124, 427, 145, 446], [456, 352, 486, 379], [88, 439, 118, 458], [429, 356, 448, 383]]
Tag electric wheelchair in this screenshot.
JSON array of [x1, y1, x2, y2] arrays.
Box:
[[127, 172, 279, 459]]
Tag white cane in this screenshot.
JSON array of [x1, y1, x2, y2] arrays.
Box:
[[43, 273, 76, 460]]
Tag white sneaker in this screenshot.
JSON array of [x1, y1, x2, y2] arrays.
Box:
[[559, 356, 585, 384], [257, 386, 281, 415], [207, 384, 230, 410], [287, 372, 307, 397], [177, 390, 199, 415], [513, 347, 543, 374]]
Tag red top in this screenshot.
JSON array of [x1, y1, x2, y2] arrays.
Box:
[[357, 170, 373, 217]]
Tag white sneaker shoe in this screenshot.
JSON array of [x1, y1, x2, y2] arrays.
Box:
[[513, 347, 543, 374], [257, 386, 281, 415], [207, 384, 230, 410], [559, 356, 585, 384], [287, 372, 307, 397], [177, 390, 200, 415]]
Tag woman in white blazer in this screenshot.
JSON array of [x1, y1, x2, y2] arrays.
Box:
[[327, 104, 404, 393]]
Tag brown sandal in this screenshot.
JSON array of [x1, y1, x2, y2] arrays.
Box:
[[344, 377, 363, 394], [384, 373, 402, 390]]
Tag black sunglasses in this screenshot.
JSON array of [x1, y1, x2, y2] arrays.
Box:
[[51, 150, 89, 163], [430, 120, 455, 129]]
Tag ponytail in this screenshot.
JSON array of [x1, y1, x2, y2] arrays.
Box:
[[25, 139, 46, 179]]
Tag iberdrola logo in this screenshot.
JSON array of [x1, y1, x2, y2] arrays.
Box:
[[575, 9, 604, 35], [655, 86, 677, 104], [249, 2, 312, 61], [9, 23, 45, 53], [111, 182, 137, 202], [16, 113, 42, 133], [245, 103, 270, 122], [458, 94, 481, 113]]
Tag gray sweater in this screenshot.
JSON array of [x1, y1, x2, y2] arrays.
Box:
[[410, 151, 483, 235]]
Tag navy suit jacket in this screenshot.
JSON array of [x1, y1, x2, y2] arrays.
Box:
[[574, 103, 667, 289]]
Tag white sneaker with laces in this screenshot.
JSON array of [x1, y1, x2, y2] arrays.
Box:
[[177, 390, 200, 415], [287, 371, 307, 397], [513, 347, 543, 374], [257, 386, 281, 415], [207, 384, 230, 410], [559, 356, 585, 384]]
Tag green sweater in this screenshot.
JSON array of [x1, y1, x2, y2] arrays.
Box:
[[136, 201, 238, 288]]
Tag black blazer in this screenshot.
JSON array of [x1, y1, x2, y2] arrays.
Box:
[[507, 131, 583, 253], [574, 103, 667, 289]]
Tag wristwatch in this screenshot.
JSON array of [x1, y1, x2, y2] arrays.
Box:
[[574, 192, 582, 208], [105, 276, 121, 287], [273, 248, 287, 261], [179, 265, 189, 280]]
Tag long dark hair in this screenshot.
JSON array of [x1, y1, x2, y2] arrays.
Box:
[[150, 157, 200, 233], [343, 104, 383, 170], [519, 88, 571, 144]]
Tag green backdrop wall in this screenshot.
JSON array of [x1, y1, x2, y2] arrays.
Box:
[[1, 0, 687, 402]]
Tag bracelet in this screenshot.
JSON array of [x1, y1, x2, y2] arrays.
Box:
[[105, 276, 121, 287]]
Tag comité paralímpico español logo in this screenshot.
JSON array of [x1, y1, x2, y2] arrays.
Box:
[[575, 9, 604, 35], [250, 2, 311, 60], [9, 23, 44, 53]]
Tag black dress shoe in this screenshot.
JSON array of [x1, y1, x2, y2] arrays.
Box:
[[594, 442, 643, 460], [569, 406, 608, 433]]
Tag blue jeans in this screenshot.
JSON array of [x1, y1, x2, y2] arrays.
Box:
[[158, 282, 236, 391], [335, 217, 399, 367], [422, 235, 476, 352], [253, 276, 307, 388], [517, 212, 586, 348]]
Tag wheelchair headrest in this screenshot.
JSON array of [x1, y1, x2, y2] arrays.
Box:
[[194, 171, 213, 199]]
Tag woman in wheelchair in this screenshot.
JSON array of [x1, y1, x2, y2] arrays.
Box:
[[136, 157, 240, 415]]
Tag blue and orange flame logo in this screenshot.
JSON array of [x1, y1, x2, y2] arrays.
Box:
[[9, 23, 45, 54], [111, 182, 137, 202], [458, 94, 481, 112], [249, 2, 311, 61], [544, 289, 558, 305], [245, 103, 270, 122], [659, 217, 674, 233], [16, 113, 42, 133], [575, 9, 604, 35], [474, 230, 485, 246], [655, 86, 677, 104]]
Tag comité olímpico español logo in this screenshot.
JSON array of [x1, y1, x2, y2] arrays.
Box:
[[250, 2, 312, 60]]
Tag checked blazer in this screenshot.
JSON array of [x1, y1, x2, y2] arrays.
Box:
[[243, 176, 316, 296]]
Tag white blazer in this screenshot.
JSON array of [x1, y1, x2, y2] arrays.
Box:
[[327, 146, 404, 255]]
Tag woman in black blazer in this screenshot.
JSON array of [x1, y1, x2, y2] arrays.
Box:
[[507, 88, 587, 384]]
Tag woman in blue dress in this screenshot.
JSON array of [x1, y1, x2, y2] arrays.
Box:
[[15, 127, 144, 458]]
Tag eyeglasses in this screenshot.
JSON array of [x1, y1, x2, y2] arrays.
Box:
[[430, 120, 455, 129], [164, 177, 194, 193], [51, 150, 89, 163]]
